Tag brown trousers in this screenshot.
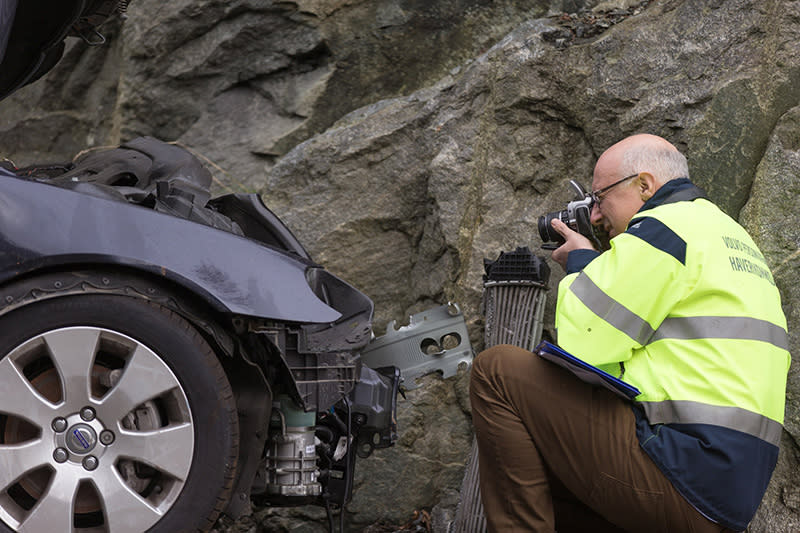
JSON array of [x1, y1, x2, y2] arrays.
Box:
[[469, 344, 737, 533]]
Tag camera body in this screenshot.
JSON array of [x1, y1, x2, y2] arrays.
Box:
[[537, 180, 596, 248]]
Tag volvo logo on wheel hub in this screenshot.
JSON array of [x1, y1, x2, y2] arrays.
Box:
[[66, 424, 97, 454]]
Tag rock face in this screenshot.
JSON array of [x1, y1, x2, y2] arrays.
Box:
[[0, 0, 555, 190], [2, 0, 800, 531]]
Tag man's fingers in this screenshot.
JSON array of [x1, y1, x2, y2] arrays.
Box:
[[550, 218, 573, 237]]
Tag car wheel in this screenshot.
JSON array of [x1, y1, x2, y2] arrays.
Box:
[[0, 292, 239, 532]]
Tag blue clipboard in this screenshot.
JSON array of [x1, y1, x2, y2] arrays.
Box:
[[535, 340, 641, 400]]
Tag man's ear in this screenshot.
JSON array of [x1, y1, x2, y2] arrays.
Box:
[[637, 172, 658, 201]]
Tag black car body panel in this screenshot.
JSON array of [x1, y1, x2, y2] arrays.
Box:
[[0, 172, 342, 323], [0, 0, 124, 101]]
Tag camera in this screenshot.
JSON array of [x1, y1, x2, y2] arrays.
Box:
[[537, 180, 597, 249]]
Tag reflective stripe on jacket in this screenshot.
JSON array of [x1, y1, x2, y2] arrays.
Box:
[[555, 179, 790, 531]]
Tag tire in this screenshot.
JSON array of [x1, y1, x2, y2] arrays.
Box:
[[0, 292, 239, 533]]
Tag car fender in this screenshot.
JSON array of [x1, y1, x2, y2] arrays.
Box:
[[0, 175, 341, 323]]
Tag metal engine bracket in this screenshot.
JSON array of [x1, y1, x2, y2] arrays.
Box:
[[361, 303, 473, 390]]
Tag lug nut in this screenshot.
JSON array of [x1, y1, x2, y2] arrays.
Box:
[[82, 456, 98, 471], [53, 448, 68, 463], [52, 417, 68, 432], [99, 430, 115, 445], [80, 407, 96, 421]]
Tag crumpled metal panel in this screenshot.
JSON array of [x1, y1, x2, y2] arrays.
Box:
[[360, 303, 473, 390], [0, 175, 342, 323]]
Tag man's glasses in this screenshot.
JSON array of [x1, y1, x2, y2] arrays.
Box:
[[590, 173, 639, 206]]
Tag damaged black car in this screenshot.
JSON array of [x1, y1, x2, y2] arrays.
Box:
[[0, 2, 405, 531]]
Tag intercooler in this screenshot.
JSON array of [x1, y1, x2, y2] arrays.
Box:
[[450, 247, 550, 533]]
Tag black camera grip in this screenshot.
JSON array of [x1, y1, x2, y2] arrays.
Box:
[[575, 205, 592, 237]]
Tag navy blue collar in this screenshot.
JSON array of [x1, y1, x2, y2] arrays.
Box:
[[638, 177, 706, 213], [566, 178, 707, 274]]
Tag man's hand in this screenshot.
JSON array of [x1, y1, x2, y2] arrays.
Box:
[[550, 218, 596, 270]]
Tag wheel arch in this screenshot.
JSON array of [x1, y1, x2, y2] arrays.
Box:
[[0, 265, 236, 355], [0, 176, 341, 324]]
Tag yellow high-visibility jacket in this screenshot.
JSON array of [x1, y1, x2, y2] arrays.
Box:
[[556, 178, 790, 531]]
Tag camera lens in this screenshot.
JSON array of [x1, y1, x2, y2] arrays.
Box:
[[537, 210, 570, 244]]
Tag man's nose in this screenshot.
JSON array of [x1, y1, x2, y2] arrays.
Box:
[[590, 202, 603, 226]]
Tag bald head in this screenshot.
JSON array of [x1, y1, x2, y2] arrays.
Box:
[[589, 134, 690, 237], [596, 134, 689, 187], [606, 133, 678, 155]]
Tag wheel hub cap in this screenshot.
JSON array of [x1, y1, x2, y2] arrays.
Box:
[[65, 423, 98, 454]]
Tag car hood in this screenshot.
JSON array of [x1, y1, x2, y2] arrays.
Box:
[[0, 0, 123, 101]]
